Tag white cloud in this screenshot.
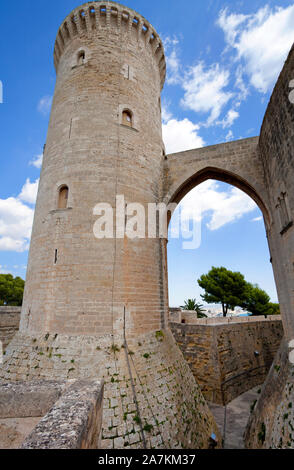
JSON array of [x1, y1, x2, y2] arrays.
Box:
[[163, 36, 181, 85], [218, 108, 239, 129], [0, 179, 39, 252], [162, 118, 205, 154], [29, 153, 43, 169], [181, 62, 233, 125], [19, 178, 39, 205], [235, 65, 250, 102], [218, 10, 248, 45], [166, 49, 181, 85], [225, 130, 234, 142], [218, 5, 294, 93], [37, 95, 52, 116], [162, 103, 173, 123], [0, 197, 34, 252], [252, 216, 263, 222], [177, 180, 258, 231]]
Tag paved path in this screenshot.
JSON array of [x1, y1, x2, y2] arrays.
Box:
[[209, 386, 260, 449]]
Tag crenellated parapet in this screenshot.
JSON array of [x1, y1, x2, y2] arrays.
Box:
[[53, 1, 166, 89]]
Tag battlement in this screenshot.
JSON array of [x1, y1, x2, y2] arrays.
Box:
[[53, 1, 166, 89]]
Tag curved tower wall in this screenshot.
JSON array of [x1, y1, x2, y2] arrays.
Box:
[[20, 2, 167, 338], [259, 43, 294, 339]]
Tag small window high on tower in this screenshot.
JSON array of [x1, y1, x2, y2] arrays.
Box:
[[122, 110, 133, 127], [58, 186, 69, 209], [77, 50, 85, 66]]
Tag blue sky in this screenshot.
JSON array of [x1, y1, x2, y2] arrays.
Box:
[[0, 0, 294, 306]]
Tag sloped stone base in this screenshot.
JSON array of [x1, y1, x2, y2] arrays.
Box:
[[245, 338, 294, 448], [0, 328, 221, 449]]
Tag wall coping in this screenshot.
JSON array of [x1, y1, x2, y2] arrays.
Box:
[[169, 311, 282, 326], [0, 307, 21, 314], [21, 379, 104, 449]]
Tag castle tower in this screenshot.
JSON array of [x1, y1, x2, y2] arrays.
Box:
[[20, 1, 168, 339], [0, 2, 224, 448]]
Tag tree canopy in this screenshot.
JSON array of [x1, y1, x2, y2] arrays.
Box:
[[0, 274, 25, 306], [241, 284, 280, 316], [197, 266, 280, 317], [198, 266, 248, 317]]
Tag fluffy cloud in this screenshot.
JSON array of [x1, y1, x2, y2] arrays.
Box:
[[218, 5, 294, 93], [37, 95, 52, 116], [176, 180, 258, 231], [0, 179, 39, 252], [29, 153, 43, 169], [181, 63, 233, 125], [162, 103, 173, 123], [162, 118, 205, 154], [218, 108, 239, 129], [225, 130, 234, 142], [163, 36, 181, 85], [19, 178, 39, 205]]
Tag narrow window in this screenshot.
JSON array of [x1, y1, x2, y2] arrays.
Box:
[[122, 110, 133, 127], [58, 186, 69, 209], [54, 249, 58, 264], [77, 50, 85, 66]]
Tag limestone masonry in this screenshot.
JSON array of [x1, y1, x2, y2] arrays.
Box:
[[170, 316, 283, 405], [1, 1, 294, 449], [0, 307, 21, 349]]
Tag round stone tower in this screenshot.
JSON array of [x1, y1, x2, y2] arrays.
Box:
[[20, 1, 167, 339], [0, 4, 224, 448]]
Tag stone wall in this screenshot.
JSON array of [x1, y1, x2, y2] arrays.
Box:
[[170, 317, 283, 405], [245, 339, 294, 449], [0, 307, 21, 349], [21, 1, 169, 339], [0, 379, 104, 449], [258, 43, 294, 339], [22, 380, 104, 449], [0, 328, 221, 449]]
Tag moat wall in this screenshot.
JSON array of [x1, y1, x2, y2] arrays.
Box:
[[0, 307, 21, 350], [170, 316, 283, 405], [245, 338, 294, 449]]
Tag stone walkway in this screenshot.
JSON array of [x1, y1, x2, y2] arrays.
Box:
[[209, 386, 261, 449]]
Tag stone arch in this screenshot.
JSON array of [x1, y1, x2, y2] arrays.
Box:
[[163, 138, 272, 230], [167, 166, 271, 229]]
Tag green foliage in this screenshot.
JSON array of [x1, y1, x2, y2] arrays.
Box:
[[266, 302, 280, 316], [197, 267, 248, 317], [143, 423, 154, 432], [133, 415, 141, 424], [0, 274, 25, 306], [180, 299, 207, 318], [241, 284, 279, 316], [197, 267, 280, 317], [155, 330, 164, 339]]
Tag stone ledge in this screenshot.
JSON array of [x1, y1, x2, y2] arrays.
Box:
[[21, 379, 104, 449], [0, 307, 21, 314], [0, 380, 66, 418], [170, 311, 282, 326]]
